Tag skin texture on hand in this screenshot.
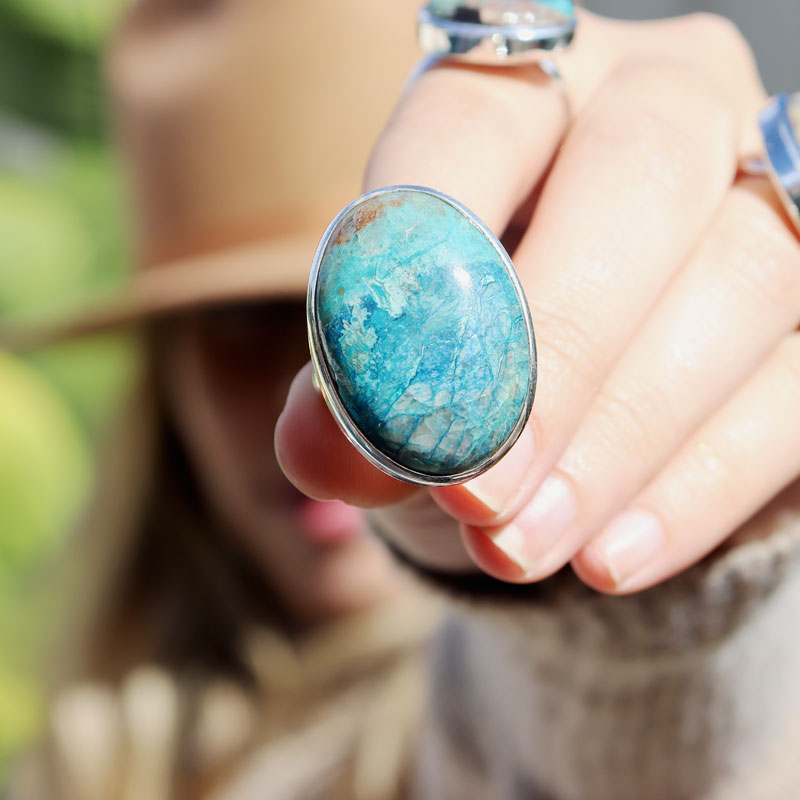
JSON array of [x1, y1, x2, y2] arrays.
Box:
[[276, 10, 800, 594]]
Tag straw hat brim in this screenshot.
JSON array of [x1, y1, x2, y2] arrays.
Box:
[[0, 229, 318, 351]]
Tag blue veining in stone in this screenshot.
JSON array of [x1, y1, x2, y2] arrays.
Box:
[[315, 190, 531, 477]]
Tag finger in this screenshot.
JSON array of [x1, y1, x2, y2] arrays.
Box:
[[573, 332, 800, 593], [467, 177, 800, 579], [364, 54, 570, 231], [562, 13, 765, 147], [650, 13, 767, 156], [276, 13, 764, 537], [364, 11, 660, 228], [275, 362, 418, 507], [368, 12, 760, 221], [366, 493, 474, 573], [275, 15, 613, 512], [434, 55, 743, 531], [275, 27, 575, 511], [432, 13, 766, 528]]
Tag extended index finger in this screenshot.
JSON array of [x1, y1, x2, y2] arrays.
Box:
[[275, 14, 622, 509], [364, 11, 627, 223]]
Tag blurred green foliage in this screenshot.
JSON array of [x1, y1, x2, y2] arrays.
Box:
[[0, 355, 93, 767], [0, 351, 91, 577], [0, 0, 132, 782], [0, 143, 130, 318], [0, 0, 118, 138], [3, 0, 122, 49]]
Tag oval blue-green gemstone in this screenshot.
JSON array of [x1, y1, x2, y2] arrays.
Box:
[[315, 188, 532, 478]]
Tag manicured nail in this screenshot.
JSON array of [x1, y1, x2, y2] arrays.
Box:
[[490, 523, 531, 571], [460, 425, 536, 515], [486, 473, 576, 573], [590, 509, 664, 586]]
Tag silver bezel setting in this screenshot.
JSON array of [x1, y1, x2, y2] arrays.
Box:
[[307, 185, 537, 487], [759, 93, 800, 234], [417, 4, 576, 64]]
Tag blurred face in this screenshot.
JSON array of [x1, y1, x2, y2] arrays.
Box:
[[160, 301, 404, 625]]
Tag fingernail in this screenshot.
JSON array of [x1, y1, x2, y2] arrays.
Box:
[[486, 473, 576, 573], [460, 426, 536, 515], [590, 509, 664, 586]]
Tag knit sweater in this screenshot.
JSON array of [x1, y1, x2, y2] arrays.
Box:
[[12, 480, 800, 799], [397, 478, 800, 799]]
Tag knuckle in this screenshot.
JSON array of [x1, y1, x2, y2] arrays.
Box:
[[578, 59, 735, 194], [399, 70, 491, 136], [370, 68, 538, 212], [717, 187, 800, 308], [685, 435, 741, 504], [412, 67, 534, 146], [685, 13, 751, 63], [591, 379, 674, 462], [679, 13, 761, 96], [579, 109, 692, 198], [531, 303, 602, 397]]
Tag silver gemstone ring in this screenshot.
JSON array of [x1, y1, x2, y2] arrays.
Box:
[[756, 93, 800, 235], [307, 186, 536, 487], [417, 0, 577, 65]]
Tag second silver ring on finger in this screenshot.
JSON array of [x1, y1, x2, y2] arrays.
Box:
[[417, 0, 577, 65], [758, 93, 800, 235]]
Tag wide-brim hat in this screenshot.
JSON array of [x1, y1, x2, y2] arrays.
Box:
[[0, 213, 328, 351], [0, 0, 422, 350]]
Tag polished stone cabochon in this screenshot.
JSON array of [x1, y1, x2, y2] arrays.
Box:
[[315, 189, 531, 478]]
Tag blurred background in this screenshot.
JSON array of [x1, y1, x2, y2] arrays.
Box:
[[0, 0, 136, 779], [0, 0, 796, 786]]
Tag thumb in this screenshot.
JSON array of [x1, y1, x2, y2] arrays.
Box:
[[275, 362, 418, 508]]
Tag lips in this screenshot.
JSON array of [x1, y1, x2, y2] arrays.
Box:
[[296, 497, 366, 544]]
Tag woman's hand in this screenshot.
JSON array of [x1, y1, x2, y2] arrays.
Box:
[[276, 11, 800, 594]]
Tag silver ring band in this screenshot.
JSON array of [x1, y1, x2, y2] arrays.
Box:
[[307, 186, 536, 487]]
